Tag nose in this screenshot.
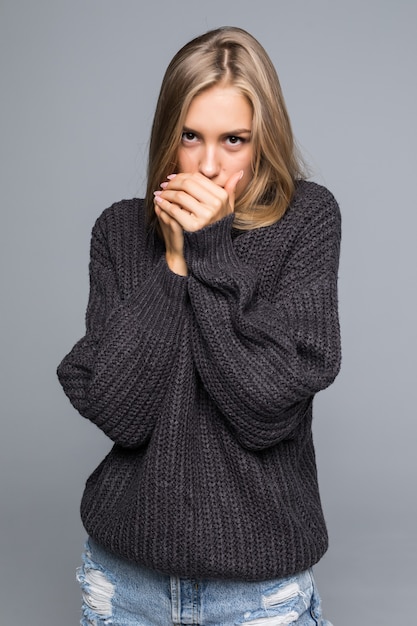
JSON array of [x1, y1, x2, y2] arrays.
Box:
[[198, 145, 220, 179]]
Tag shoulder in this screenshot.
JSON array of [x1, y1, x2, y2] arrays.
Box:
[[89, 199, 151, 263], [234, 182, 341, 272], [290, 180, 341, 228], [87, 199, 162, 289], [93, 198, 146, 234], [90, 198, 149, 246], [287, 181, 341, 270], [271, 181, 341, 263]]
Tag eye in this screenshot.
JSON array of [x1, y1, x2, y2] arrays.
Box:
[[225, 135, 246, 147], [181, 131, 198, 144]]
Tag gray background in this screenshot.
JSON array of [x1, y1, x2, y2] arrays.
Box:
[[1, 1, 416, 624]]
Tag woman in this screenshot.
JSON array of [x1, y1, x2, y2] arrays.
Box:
[[58, 26, 341, 626]]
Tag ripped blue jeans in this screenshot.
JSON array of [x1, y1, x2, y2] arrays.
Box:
[[77, 538, 333, 626]]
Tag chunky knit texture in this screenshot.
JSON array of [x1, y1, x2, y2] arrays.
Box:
[[57, 180, 341, 581]]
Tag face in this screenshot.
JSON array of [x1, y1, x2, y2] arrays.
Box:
[[176, 85, 254, 198]]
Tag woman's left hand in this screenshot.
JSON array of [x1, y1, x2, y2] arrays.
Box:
[[154, 170, 243, 232]]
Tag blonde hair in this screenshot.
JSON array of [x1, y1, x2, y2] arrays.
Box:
[[146, 26, 305, 231]]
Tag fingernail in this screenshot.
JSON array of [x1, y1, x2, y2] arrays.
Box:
[[153, 190, 162, 196], [167, 174, 177, 180], [154, 195, 163, 203], [160, 182, 168, 189], [238, 170, 244, 181]]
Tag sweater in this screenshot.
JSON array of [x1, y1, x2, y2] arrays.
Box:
[[57, 180, 341, 581]]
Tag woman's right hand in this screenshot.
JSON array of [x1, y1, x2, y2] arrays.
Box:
[[154, 196, 188, 276]]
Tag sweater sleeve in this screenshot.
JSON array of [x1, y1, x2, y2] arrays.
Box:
[[57, 208, 189, 448], [184, 190, 341, 451]]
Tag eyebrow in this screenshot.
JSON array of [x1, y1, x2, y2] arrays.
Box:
[[183, 126, 252, 135]]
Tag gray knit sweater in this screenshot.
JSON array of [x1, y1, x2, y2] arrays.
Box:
[[57, 180, 341, 581]]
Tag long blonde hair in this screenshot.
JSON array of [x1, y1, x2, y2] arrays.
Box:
[[146, 27, 305, 231]]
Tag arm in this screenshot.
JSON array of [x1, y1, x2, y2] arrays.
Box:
[[57, 204, 189, 448], [184, 189, 341, 450]]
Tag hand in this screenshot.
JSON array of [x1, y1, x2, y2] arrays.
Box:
[[154, 170, 243, 233]]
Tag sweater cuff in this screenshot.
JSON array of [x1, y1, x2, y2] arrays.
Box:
[[183, 215, 241, 276]]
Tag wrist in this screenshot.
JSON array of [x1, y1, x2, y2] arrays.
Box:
[[165, 252, 188, 276]]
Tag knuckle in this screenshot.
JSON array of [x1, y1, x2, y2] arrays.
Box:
[[212, 196, 223, 211], [177, 190, 189, 204], [178, 173, 191, 186]]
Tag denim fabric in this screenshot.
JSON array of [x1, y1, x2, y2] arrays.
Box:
[[77, 538, 333, 626]]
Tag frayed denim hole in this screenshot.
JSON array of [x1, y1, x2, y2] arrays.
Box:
[[77, 546, 116, 624], [238, 583, 301, 625], [263, 582, 305, 608], [240, 572, 317, 626]]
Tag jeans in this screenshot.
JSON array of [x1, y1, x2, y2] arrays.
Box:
[[77, 538, 333, 626]]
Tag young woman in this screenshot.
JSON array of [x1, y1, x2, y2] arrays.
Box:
[[58, 26, 341, 626]]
